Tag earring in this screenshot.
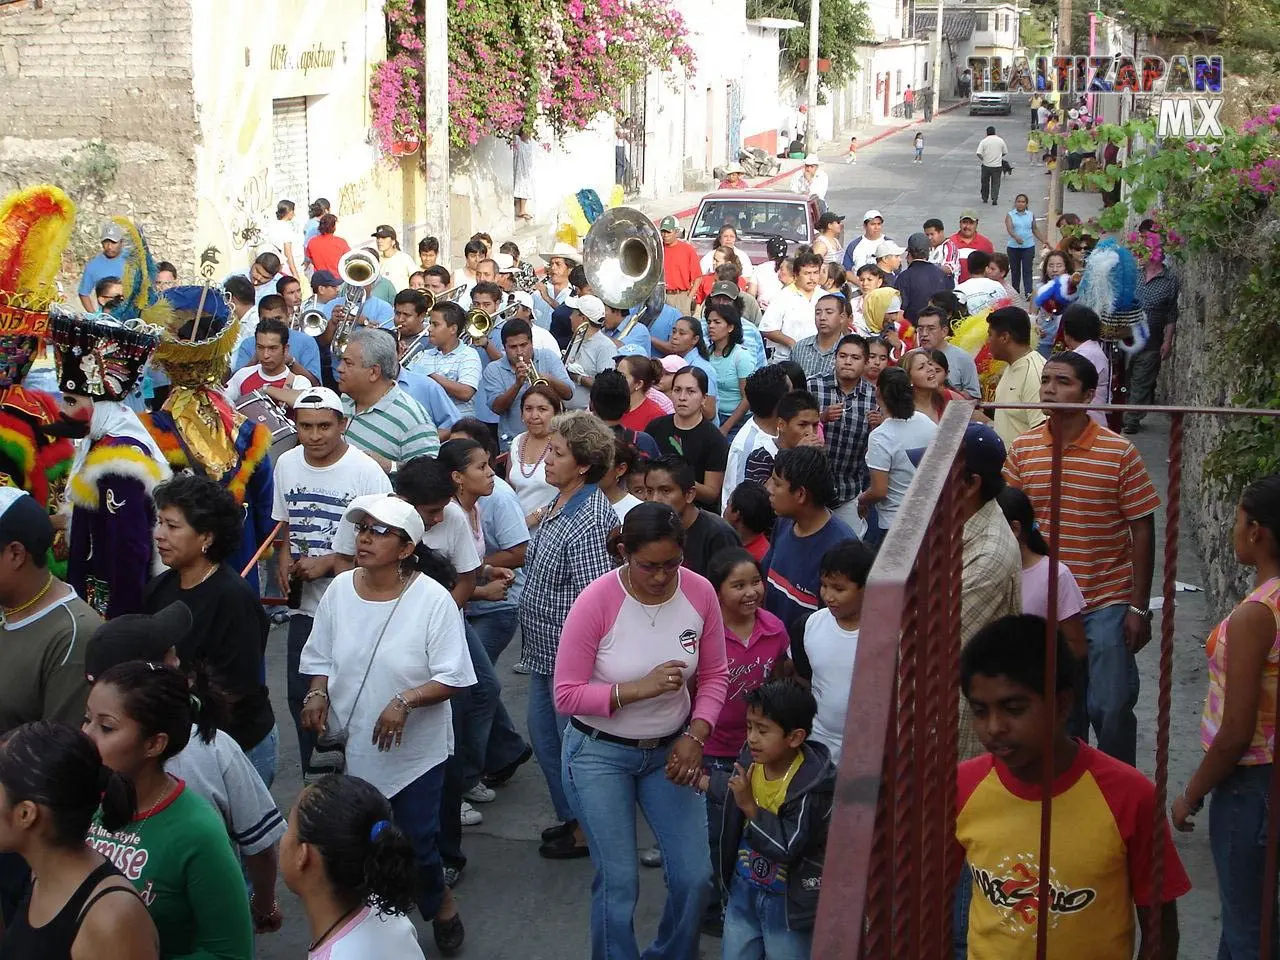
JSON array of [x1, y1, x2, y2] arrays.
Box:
[[201, 543, 208, 554]]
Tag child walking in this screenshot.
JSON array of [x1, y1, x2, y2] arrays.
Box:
[[705, 679, 835, 960], [913, 131, 924, 164], [845, 135, 858, 164], [1026, 129, 1041, 166]]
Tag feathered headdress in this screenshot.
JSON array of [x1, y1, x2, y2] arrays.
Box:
[[106, 217, 174, 332]]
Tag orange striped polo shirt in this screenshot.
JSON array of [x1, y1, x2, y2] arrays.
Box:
[[1004, 420, 1159, 611]]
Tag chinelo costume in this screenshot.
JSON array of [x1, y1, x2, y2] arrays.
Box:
[[0, 185, 78, 572], [142, 285, 275, 586], [51, 217, 170, 618]]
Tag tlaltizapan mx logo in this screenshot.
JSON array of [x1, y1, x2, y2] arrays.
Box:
[[968, 54, 1225, 138]]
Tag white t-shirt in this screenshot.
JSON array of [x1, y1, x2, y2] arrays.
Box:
[[797, 608, 860, 765], [264, 220, 299, 273], [865, 412, 938, 531], [271, 446, 392, 615], [844, 234, 888, 271], [334, 497, 482, 576], [378, 249, 419, 293], [226, 364, 310, 403], [299, 571, 476, 797], [722, 418, 778, 511], [954, 277, 1006, 315], [307, 905, 424, 959], [759, 286, 826, 360], [612, 492, 642, 523], [507, 433, 559, 516], [167, 726, 286, 857]]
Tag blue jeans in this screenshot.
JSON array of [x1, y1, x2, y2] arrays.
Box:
[[461, 622, 528, 788], [286, 615, 316, 773], [528, 672, 574, 822], [952, 862, 973, 960], [1210, 764, 1279, 960], [469, 606, 520, 666], [244, 724, 278, 789], [562, 724, 710, 960], [390, 761, 448, 919], [1008, 245, 1035, 297], [1080, 603, 1139, 766], [722, 875, 812, 960]]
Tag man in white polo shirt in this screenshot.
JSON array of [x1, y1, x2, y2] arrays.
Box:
[[759, 250, 827, 361]]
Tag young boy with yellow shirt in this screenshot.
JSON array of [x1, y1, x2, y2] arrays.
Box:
[[704, 679, 835, 959]]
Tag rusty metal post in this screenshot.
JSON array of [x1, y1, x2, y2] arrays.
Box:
[[918, 518, 946, 956], [896, 562, 922, 957], [942, 456, 965, 956], [1035, 412, 1065, 959]]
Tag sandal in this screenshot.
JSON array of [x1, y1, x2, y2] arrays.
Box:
[[433, 913, 465, 956]]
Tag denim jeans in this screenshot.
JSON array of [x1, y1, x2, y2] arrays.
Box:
[[286, 614, 316, 773], [244, 724, 279, 790], [460, 622, 528, 788], [704, 755, 737, 922], [1008, 245, 1035, 297], [952, 861, 973, 960], [1210, 763, 1279, 960], [722, 875, 812, 960], [469, 606, 520, 666], [439, 747, 466, 871], [390, 761, 448, 919], [562, 724, 710, 960], [528, 672, 574, 822], [1080, 603, 1139, 766]]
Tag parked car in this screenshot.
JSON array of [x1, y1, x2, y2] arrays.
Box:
[[970, 87, 1012, 115], [687, 190, 822, 264]]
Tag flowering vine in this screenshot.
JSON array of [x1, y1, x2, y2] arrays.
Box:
[[369, 0, 695, 156]]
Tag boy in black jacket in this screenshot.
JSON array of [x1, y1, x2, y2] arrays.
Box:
[[702, 678, 835, 958]]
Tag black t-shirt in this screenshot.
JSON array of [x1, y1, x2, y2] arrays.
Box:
[[683, 510, 741, 577], [144, 564, 274, 752], [644, 415, 730, 512]]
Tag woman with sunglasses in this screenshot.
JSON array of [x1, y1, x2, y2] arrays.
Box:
[[555, 501, 728, 960], [299, 494, 475, 954]]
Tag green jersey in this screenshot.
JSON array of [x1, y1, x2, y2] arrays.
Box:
[[87, 779, 253, 960]]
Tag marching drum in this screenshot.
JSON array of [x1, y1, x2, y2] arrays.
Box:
[[234, 390, 298, 462]]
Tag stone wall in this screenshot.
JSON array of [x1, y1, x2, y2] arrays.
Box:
[[1160, 250, 1257, 615], [0, 0, 198, 279]]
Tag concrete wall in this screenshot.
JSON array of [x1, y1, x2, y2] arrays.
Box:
[[742, 24, 785, 152], [0, 0, 198, 274]]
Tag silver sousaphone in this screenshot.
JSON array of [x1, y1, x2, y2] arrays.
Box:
[[572, 206, 664, 361]]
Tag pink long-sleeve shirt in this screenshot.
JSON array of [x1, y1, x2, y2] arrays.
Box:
[[554, 568, 729, 739]]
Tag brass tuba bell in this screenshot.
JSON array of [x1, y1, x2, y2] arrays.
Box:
[[583, 205, 664, 310], [464, 308, 494, 342]]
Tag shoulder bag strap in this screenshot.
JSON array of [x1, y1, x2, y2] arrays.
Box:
[[339, 573, 412, 733]]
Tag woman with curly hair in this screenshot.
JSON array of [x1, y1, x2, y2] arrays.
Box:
[[144, 474, 276, 786], [281, 774, 426, 958]]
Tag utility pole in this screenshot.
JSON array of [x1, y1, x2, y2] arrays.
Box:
[[931, 0, 944, 118], [1047, 0, 1071, 245], [423, 0, 450, 263], [805, 0, 821, 152]]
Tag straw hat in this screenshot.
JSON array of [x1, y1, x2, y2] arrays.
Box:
[[539, 240, 582, 264]]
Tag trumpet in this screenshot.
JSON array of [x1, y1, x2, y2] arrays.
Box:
[[422, 284, 467, 311], [524, 359, 550, 388], [464, 308, 494, 343], [334, 246, 382, 355]]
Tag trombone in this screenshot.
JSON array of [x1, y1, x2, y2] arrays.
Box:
[[464, 308, 494, 343], [423, 284, 467, 311]]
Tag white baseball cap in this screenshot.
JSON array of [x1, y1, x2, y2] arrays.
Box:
[[343, 494, 426, 546], [566, 294, 606, 323], [874, 240, 905, 258], [863, 209, 884, 223], [292, 386, 345, 415], [803, 154, 821, 166], [494, 253, 516, 273], [511, 291, 535, 310]]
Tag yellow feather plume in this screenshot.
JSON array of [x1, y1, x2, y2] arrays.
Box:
[[555, 221, 581, 249], [0, 185, 77, 304], [109, 216, 174, 331], [607, 185, 624, 209], [563, 195, 591, 238]]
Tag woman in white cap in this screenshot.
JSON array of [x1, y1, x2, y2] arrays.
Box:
[[299, 494, 475, 953]]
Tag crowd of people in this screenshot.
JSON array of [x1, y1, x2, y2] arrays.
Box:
[[0, 166, 1268, 960]]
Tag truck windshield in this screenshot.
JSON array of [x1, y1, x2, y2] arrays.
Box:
[[692, 200, 808, 243]]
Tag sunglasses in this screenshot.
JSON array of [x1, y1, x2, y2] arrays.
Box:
[[354, 520, 408, 540]]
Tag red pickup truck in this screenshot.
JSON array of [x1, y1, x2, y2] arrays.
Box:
[[687, 189, 823, 264]]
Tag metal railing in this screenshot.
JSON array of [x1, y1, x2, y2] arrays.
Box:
[[814, 400, 1280, 960]]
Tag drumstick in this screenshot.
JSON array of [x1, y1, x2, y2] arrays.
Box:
[[241, 520, 286, 578], [192, 283, 211, 341]]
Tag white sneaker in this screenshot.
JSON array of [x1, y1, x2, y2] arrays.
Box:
[[512, 661, 531, 675], [464, 783, 496, 804], [461, 802, 483, 826]]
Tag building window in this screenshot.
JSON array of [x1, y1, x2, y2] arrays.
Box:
[[895, 70, 902, 94], [924, 62, 929, 82], [976, 12, 989, 30]]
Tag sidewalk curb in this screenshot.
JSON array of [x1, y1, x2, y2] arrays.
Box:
[[668, 99, 969, 220]]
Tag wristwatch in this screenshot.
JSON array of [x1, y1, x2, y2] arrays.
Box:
[[1127, 604, 1153, 621]]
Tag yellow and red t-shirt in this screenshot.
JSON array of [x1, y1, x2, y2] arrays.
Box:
[[955, 743, 1190, 959]]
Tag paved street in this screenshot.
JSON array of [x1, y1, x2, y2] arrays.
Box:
[[254, 110, 1222, 958]]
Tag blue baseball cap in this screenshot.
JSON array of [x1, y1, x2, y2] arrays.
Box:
[[311, 270, 340, 287], [962, 422, 1007, 484], [614, 344, 649, 359]]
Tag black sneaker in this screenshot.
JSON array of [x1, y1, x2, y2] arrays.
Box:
[[433, 913, 465, 956], [541, 819, 576, 842], [443, 864, 464, 888], [482, 744, 533, 787]]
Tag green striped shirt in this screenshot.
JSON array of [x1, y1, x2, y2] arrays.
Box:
[[342, 384, 440, 466]]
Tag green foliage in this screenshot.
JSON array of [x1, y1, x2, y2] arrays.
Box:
[[58, 141, 119, 203], [745, 0, 875, 88]]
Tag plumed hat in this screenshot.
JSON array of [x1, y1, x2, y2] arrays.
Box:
[[49, 308, 161, 401]]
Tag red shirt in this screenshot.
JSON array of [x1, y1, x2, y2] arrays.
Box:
[[693, 273, 748, 305], [662, 239, 702, 293], [743, 532, 770, 562], [950, 231, 995, 283], [620, 397, 667, 433], [305, 234, 351, 276]]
